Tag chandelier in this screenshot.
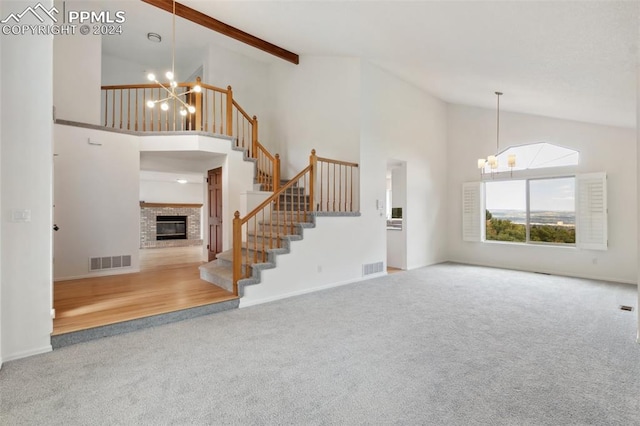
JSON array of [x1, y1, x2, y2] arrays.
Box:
[[145, 0, 201, 117], [477, 91, 516, 177]]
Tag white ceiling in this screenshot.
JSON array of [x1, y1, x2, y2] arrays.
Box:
[[103, 1, 639, 128]]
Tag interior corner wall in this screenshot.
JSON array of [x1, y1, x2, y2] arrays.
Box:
[[53, 125, 140, 280], [447, 104, 637, 284], [53, 1, 101, 125], [205, 44, 273, 154], [268, 56, 361, 178], [360, 62, 449, 271], [1, 0, 54, 362]]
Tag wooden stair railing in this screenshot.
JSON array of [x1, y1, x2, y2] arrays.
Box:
[[101, 77, 279, 192], [232, 150, 360, 295]]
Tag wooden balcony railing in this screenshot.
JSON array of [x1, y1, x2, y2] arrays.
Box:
[[101, 77, 279, 192], [232, 149, 359, 295]]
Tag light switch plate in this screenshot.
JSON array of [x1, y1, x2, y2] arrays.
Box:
[[11, 209, 31, 222]]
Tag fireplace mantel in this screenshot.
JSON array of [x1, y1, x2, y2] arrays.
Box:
[[140, 202, 203, 208]]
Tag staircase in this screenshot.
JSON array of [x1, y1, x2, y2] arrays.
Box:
[[200, 184, 315, 295]]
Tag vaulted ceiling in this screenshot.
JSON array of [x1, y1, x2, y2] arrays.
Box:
[[102, 1, 639, 128]]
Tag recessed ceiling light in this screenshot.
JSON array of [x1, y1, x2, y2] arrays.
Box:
[[176, 179, 188, 184], [147, 32, 161, 43]]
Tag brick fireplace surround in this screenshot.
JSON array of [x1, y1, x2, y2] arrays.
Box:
[[140, 202, 203, 249]]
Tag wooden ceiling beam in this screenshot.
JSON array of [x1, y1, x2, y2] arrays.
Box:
[[141, 0, 299, 65]]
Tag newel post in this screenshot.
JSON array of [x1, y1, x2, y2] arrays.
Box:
[[309, 149, 317, 212], [232, 211, 242, 296], [226, 85, 233, 137], [194, 77, 202, 131], [252, 115, 258, 159], [274, 154, 281, 192]]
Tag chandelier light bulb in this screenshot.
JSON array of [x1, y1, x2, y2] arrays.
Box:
[[146, 100, 155, 108], [193, 85, 202, 93], [160, 102, 169, 111], [170, 81, 178, 88], [165, 71, 174, 80], [180, 108, 187, 116], [147, 73, 155, 82], [187, 106, 196, 114]]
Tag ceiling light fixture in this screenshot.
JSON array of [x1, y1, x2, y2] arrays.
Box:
[[176, 178, 188, 184], [145, 0, 201, 116], [147, 32, 161, 43], [477, 91, 516, 177]]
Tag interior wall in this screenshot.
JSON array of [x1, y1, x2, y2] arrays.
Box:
[[53, 1, 101, 125], [204, 44, 273, 153], [447, 104, 637, 284], [54, 125, 140, 280], [361, 62, 449, 271], [101, 53, 197, 87], [1, 0, 54, 362], [140, 172, 204, 204], [268, 56, 361, 178]]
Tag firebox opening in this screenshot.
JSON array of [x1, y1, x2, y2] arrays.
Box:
[[156, 215, 187, 240]]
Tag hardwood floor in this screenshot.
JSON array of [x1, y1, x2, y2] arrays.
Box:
[[53, 247, 233, 335], [139, 245, 205, 271], [387, 267, 403, 274]]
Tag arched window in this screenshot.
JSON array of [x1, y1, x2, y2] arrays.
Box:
[[482, 142, 579, 173]]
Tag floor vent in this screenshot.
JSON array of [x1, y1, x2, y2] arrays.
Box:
[[90, 255, 132, 272], [362, 261, 384, 276], [620, 305, 634, 312]]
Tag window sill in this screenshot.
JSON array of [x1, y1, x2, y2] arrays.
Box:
[[483, 240, 577, 249]]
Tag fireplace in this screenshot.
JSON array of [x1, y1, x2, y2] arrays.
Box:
[[156, 216, 187, 240], [140, 203, 202, 248]]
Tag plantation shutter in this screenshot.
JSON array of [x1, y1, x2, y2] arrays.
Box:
[[462, 182, 485, 242], [576, 173, 607, 250]]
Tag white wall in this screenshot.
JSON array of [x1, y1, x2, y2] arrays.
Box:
[[101, 53, 197, 87], [53, 1, 101, 125], [240, 216, 380, 307], [1, 0, 54, 362], [140, 172, 204, 204], [269, 56, 361, 177], [361, 62, 449, 271], [205, 44, 273, 151], [447, 104, 637, 284], [54, 125, 140, 280]]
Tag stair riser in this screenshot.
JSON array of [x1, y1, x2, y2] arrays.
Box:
[[246, 236, 286, 249], [199, 269, 233, 293], [258, 223, 302, 235], [215, 256, 254, 274]]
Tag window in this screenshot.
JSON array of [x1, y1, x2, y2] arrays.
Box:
[[485, 177, 575, 245], [463, 173, 606, 249], [482, 142, 579, 174], [485, 180, 526, 242]]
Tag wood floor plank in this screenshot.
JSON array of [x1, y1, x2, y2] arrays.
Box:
[[53, 263, 235, 335]]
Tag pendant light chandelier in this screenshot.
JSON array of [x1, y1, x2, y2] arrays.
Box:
[[478, 91, 516, 177], [145, 0, 201, 116]]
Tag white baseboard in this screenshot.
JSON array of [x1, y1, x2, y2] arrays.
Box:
[[2, 345, 52, 363], [54, 267, 140, 282], [446, 259, 638, 286], [239, 272, 387, 308]]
